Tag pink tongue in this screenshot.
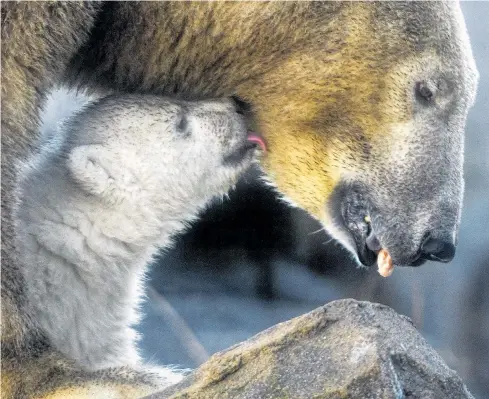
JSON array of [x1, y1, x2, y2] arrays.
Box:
[[247, 133, 267, 152]]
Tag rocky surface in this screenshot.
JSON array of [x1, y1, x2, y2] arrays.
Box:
[[145, 299, 473, 399]]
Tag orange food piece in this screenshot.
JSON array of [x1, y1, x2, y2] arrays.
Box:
[[377, 249, 394, 277]]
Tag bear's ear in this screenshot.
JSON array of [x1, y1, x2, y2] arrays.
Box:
[[67, 145, 116, 198]]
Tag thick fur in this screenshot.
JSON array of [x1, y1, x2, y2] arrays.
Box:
[[1, 2, 478, 398], [16, 95, 253, 370], [1, 1, 101, 353]]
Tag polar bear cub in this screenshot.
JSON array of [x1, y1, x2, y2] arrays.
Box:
[[15, 95, 261, 371]]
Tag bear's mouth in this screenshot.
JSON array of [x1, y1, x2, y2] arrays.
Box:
[[329, 183, 429, 268], [328, 183, 375, 266], [223, 132, 266, 166], [246, 133, 267, 152]]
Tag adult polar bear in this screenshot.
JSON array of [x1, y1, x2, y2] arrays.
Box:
[[1, 2, 478, 398]]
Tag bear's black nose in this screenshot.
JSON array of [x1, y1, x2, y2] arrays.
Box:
[[420, 236, 456, 263]]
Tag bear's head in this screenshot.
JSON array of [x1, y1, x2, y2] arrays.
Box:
[[237, 2, 479, 267], [66, 96, 260, 214]]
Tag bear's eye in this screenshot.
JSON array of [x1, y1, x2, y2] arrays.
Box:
[[415, 81, 434, 103], [176, 114, 190, 136]]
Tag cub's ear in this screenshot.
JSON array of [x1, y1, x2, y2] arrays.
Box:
[[67, 145, 116, 197]]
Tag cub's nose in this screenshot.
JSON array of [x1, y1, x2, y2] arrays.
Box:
[[419, 235, 456, 263], [231, 96, 251, 115]]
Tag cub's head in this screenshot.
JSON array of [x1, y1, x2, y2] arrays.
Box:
[[239, 1, 479, 268], [67, 96, 261, 210]]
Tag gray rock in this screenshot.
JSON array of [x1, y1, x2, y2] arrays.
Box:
[[146, 299, 473, 399]]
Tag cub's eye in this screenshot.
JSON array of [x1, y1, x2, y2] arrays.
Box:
[[176, 114, 189, 136], [415, 81, 434, 103]]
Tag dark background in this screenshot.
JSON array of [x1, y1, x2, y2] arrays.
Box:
[[40, 3, 488, 396]]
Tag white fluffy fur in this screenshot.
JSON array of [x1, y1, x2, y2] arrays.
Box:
[[15, 95, 256, 371]]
